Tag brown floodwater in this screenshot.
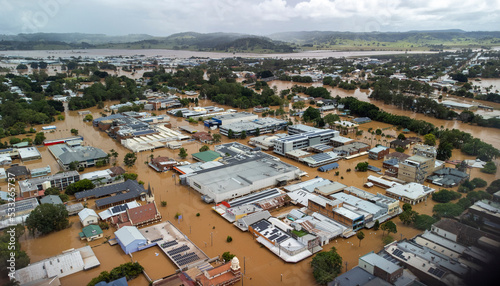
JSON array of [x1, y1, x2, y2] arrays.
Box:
[[268, 80, 500, 147], [0, 87, 498, 286]]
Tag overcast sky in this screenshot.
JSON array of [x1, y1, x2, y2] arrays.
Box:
[[1, 0, 499, 36]]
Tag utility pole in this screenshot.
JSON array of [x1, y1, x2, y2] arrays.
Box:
[[244, 256, 246, 275], [210, 232, 213, 246], [345, 261, 348, 272]]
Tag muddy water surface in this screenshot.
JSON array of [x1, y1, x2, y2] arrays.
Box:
[[1, 88, 498, 286]]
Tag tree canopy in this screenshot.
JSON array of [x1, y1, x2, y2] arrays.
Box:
[[26, 204, 69, 235], [310, 247, 342, 285], [65, 179, 95, 195]]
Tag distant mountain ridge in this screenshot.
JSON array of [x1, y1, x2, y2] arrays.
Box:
[[0, 30, 499, 52]]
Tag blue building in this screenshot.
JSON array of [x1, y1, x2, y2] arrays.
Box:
[[114, 226, 148, 254]]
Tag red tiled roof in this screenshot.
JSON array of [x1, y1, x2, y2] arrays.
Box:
[[127, 202, 161, 225], [196, 263, 241, 286]]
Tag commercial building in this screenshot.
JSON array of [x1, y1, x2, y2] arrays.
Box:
[[98, 201, 141, 221], [0, 198, 39, 229], [287, 124, 319, 135], [0, 153, 12, 165], [211, 112, 258, 126], [307, 196, 365, 230], [330, 136, 354, 147], [195, 257, 242, 286], [75, 180, 152, 209], [18, 171, 80, 198], [273, 129, 339, 156], [18, 147, 42, 161], [389, 139, 412, 150], [40, 195, 63, 205], [249, 134, 287, 150], [249, 219, 315, 262], [398, 155, 436, 183], [330, 192, 387, 225], [385, 183, 436, 205], [80, 169, 117, 186], [192, 150, 222, 162], [359, 252, 403, 284], [219, 117, 288, 137], [333, 142, 370, 157], [368, 146, 390, 160], [185, 143, 302, 203], [14, 246, 100, 285], [49, 144, 108, 171], [343, 187, 400, 216]]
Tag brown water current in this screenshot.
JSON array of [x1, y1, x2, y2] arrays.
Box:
[[0, 83, 499, 285]]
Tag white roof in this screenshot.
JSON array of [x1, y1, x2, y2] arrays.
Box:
[[386, 183, 435, 200], [78, 208, 98, 221], [114, 226, 146, 247]]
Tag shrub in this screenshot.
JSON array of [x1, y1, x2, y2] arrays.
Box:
[[432, 189, 461, 203], [161, 201, 167, 207], [226, 236, 233, 243]]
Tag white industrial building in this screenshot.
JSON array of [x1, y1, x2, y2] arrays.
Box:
[[186, 155, 302, 203], [211, 112, 258, 125], [385, 183, 436, 205], [273, 129, 339, 156], [121, 124, 189, 152]]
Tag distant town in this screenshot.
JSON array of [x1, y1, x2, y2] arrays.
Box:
[[0, 47, 499, 286]]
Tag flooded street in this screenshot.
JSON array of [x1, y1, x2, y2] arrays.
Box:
[[0, 81, 497, 285]]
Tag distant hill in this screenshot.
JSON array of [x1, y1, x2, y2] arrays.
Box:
[[0, 32, 293, 53], [268, 30, 500, 50]]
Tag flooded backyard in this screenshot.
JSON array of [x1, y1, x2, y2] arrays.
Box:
[[0, 80, 498, 285]]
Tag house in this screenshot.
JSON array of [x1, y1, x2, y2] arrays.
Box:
[[368, 146, 390, 160], [192, 131, 213, 144], [114, 226, 148, 254], [40, 195, 63, 205], [79, 225, 104, 242], [109, 166, 126, 177], [0, 168, 6, 180], [79, 208, 99, 227], [389, 139, 412, 150], [66, 203, 84, 216], [0, 154, 12, 166], [112, 202, 162, 229], [195, 257, 242, 286], [75, 180, 152, 209], [191, 150, 222, 163], [5, 165, 30, 180], [149, 156, 177, 172], [30, 165, 51, 177]]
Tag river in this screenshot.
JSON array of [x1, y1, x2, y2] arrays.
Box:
[[0, 81, 499, 285], [0, 49, 436, 59]]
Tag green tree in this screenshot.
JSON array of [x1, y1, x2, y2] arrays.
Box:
[[470, 178, 487, 188], [310, 247, 342, 285], [357, 231, 365, 247], [423, 133, 437, 146], [292, 101, 305, 110], [83, 114, 93, 122], [34, 132, 46, 145], [399, 209, 417, 225], [437, 141, 453, 161], [254, 128, 260, 137], [373, 220, 380, 231], [486, 179, 500, 194], [432, 189, 461, 203], [433, 203, 464, 218], [123, 152, 137, 167], [65, 179, 95, 195], [123, 173, 138, 181], [26, 204, 69, 235], [199, 145, 210, 152], [395, 146, 405, 153], [355, 162, 369, 172], [414, 214, 437, 230], [381, 221, 397, 236], [179, 148, 188, 159], [226, 235, 233, 243], [481, 162, 497, 174], [302, 106, 321, 123], [323, 113, 340, 126], [240, 130, 247, 139], [376, 129, 382, 135], [222, 251, 235, 262], [397, 133, 406, 140], [0, 224, 30, 275], [68, 161, 79, 171], [402, 203, 412, 212], [227, 129, 234, 139], [212, 133, 222, 143], [70, 128, 79, 135], [44, 187, 60, 196]]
